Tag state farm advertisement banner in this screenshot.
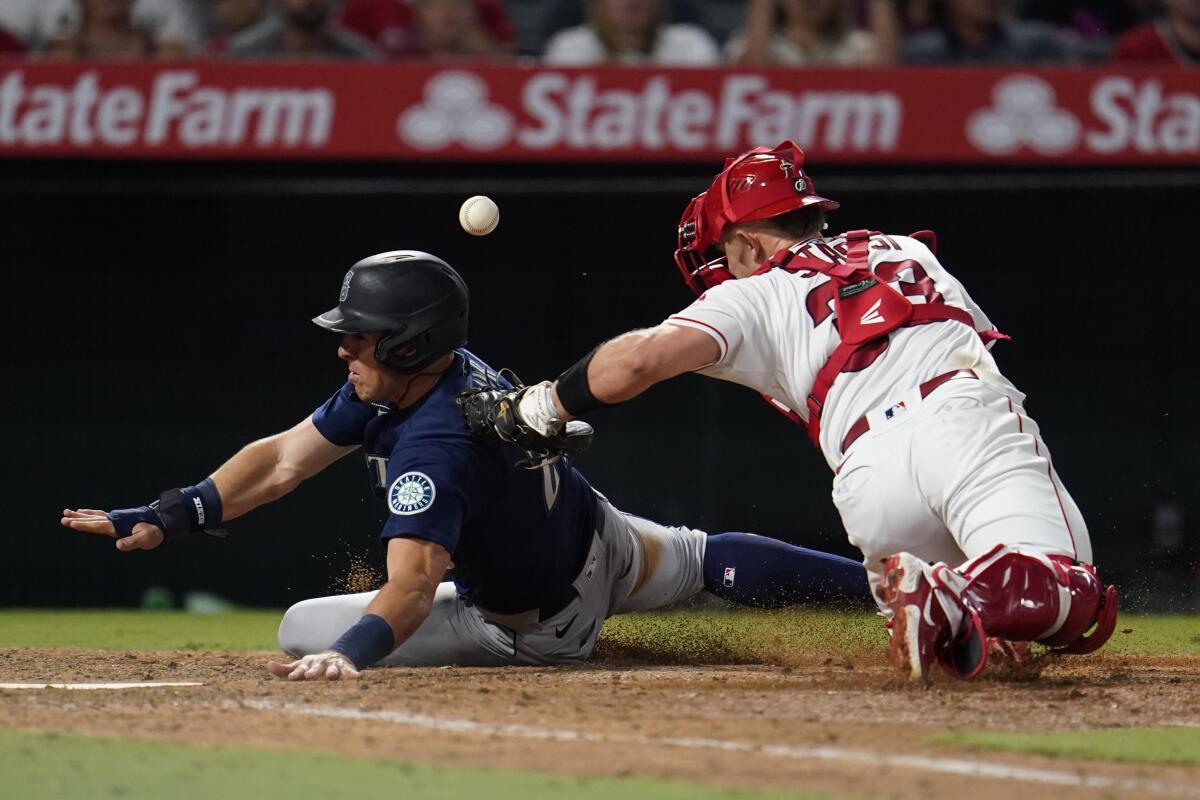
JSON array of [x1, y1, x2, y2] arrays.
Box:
[[0, 62, 1198, 164]]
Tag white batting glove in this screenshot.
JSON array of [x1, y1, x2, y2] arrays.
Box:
[[266, 651, 362, 681]]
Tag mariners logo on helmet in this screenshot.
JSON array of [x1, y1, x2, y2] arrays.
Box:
[[339, 269, 355, 302], [388, 472, 436, 515]]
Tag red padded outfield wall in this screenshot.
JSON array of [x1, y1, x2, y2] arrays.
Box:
[[0, 62, 1197, 164]]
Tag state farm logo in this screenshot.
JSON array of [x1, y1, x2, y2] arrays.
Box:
[[397, 71, 513, 151], [396, 71, 901, 154], [967, 74, 1200, 157], [967, 75, 1080, 155], [0, 69, 332, 149]]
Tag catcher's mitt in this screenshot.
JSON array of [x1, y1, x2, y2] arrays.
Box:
[[457, 380, 593, 469]]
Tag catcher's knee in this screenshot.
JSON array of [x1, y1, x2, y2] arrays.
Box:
[[961, 545, 1118, 655], [1039, 560, 1119, 654]]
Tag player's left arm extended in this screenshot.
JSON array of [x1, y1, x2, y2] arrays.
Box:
[[267, 537, 450, 681]]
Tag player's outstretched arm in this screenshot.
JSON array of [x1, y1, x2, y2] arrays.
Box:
[[267, 537, 450, 680], [562, 324, 721, 410], [458, 324, 716, 456], [61, 416, 356, 551], [209, 416, 357, 520], [503, 323, 719, 441]]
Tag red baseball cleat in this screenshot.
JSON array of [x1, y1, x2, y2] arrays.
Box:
[[879, 553, 950, 681], [879, 552, 987, 681]]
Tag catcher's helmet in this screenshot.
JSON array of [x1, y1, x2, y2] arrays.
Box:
[[674, 140, 839, 295], [313, 250, 469, 373]]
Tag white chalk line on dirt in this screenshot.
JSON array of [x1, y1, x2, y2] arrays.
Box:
[[237, 700, 1200, 797], [0, 682, 203, 690]]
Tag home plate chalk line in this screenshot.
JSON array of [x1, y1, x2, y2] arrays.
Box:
[[0, 682, 203, 690], [237, 699, 1200, 797]]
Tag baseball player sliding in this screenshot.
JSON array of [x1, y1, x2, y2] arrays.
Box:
[[464, 141, 1119, 681], [61, 251, 869, 680]]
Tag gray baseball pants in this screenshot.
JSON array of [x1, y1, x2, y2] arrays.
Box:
[[277, 498, 707, 667]]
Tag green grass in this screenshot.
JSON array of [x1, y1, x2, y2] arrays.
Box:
[[0, 728, 824, 800], [0, 608, 1196, 658], [1100, 613, 1200, 654], [595, 608, 885, 664], [925, 727, 1200, 766], [0, 609, 281, 651]]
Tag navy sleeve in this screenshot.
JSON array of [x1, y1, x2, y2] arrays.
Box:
[[311, 382, 375, 446], [380, 443, 483, 554]]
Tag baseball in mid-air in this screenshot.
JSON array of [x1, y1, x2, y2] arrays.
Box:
[[459, 195, 499, 236]]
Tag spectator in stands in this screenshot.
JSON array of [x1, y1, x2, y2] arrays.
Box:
[[726, 0, 900, 65], [0, 0, 76, 53], [1019, 0, 1149, 38], [406, 0, 513, 58], [536, 0, 706, 52], [896, 0, 934, 30], [903, 0, 1082, 64], [1018, 0, 1151, 61], [227, 0, 378, 57], [45, 0, 193, 58], [206, 0, 269, 53], [543, 0, 719, 64], [336, 0, 513, 58], [1113, 0, 1200, 64]]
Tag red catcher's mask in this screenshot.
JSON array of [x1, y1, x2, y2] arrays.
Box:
[[673, 140, 840, 296]]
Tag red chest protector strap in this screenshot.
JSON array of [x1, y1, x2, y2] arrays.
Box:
[[795, 230, 981, 447]]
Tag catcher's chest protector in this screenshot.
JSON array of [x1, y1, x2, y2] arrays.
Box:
[[766, 230, 982, 447]]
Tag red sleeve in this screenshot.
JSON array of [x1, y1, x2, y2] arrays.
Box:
[[476, 0, 514, 45], [0, 26, 24, 53], [337, 0, 415, 47], [1112, 22, 1178, 64]]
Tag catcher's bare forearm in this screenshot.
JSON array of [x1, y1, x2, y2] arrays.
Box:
[[552, 324, 720, 418]]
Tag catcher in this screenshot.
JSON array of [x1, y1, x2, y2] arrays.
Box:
[[459, 142, 1119, 681]]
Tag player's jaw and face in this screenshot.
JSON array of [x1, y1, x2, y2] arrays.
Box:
[[337, 332, 452, 407], [338, 332, 395, 403]]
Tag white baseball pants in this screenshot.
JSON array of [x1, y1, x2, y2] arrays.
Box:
[[830, 373, 1091, 605]]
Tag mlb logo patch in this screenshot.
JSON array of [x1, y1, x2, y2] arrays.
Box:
[[723, 567, 736, 587], [884, 401, 907, 421]]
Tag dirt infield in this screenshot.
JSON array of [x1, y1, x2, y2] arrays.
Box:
[[2, 645, 1198, 800]]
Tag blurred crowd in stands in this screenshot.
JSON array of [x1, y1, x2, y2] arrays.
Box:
[[0, 0, 1195, 65]]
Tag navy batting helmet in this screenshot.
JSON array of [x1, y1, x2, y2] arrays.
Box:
[[312, 250, 469, 373]]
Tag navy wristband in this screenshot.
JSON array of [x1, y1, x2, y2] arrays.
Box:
[[329, 614, 396, 670], [555, 347, 609, 417], [181, 478, 223, 530], [156, 478, 226, 542], [107, 478, 223, 542]]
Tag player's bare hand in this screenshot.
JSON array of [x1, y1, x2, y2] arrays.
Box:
[[267, 651, 361, 681], [60, 509, 165, 551]]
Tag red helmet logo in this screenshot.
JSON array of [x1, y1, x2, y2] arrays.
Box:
[[673, 140, 839, 296]]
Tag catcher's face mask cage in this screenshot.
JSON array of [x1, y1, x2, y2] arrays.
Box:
[[674, 140, 840, 297], [674, 192, 733, 297]]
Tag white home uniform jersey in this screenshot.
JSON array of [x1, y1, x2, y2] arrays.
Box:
[[665, 233, 1090, 594], [666, 234, 1003, 469]]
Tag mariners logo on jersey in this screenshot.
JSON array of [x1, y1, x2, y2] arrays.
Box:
[[388, 471, 436, 515]]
